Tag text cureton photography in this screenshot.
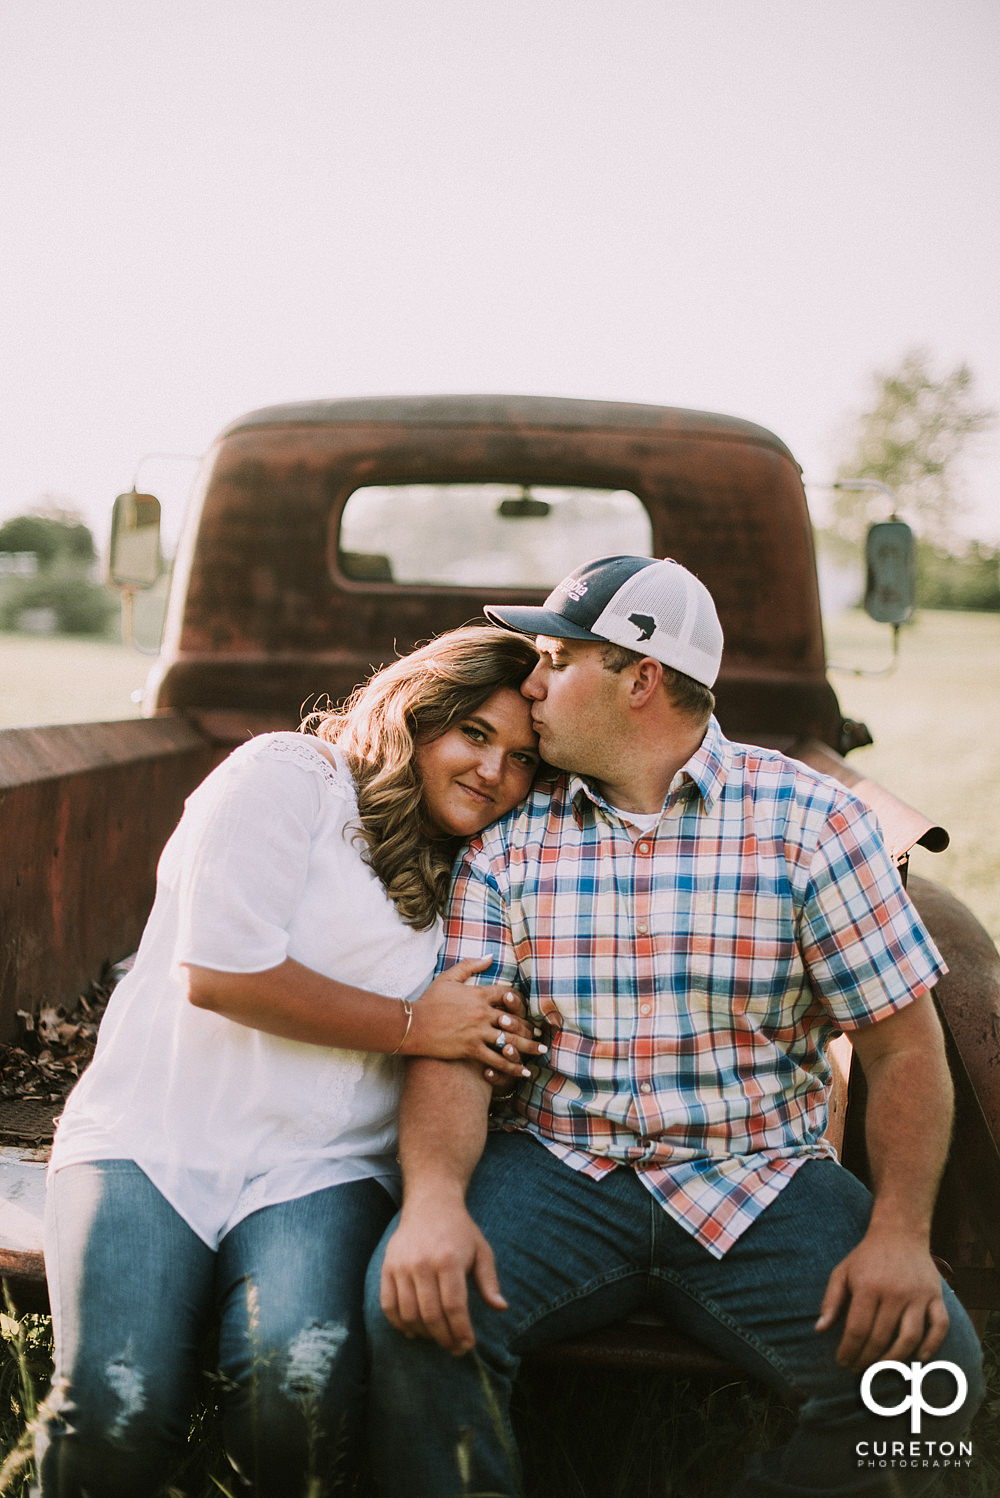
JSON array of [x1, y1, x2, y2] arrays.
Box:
[[856, 1359, 975, 1474], [856, 1439, 973, 1471]]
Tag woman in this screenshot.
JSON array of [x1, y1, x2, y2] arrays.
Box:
[[36, 626, 544, 1498]]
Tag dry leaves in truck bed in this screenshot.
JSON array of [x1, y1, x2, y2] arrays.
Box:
[[0, 963, 123, 1106]]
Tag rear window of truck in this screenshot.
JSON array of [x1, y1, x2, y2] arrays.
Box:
[[337, 483, 653, 588]]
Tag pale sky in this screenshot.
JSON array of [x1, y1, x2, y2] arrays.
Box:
[[2, 0, 998, 550]]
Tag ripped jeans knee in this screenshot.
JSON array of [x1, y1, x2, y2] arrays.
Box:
[[220, 1309, 367, 1492], [35, 1352, 191, 1498], [214, 1177, 396, 1493]]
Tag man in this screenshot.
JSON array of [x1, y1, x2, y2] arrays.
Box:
[[364, 555, 983, 1497]]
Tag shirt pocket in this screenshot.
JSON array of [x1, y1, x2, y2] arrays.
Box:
[[686, 888, 802, 1026]]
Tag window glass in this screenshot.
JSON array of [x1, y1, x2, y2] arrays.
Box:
[[337, 483, 652, 588]]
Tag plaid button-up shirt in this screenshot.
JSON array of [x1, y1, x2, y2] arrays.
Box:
[[439, 716, 946, 1258]]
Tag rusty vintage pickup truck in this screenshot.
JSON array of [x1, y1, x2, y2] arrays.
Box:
[[1, 394, 998, 1370]]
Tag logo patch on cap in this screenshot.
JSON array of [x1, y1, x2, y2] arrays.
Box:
[[629, 613, 656, 642]]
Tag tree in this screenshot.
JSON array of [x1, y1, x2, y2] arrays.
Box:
[[832, 349, 995, 546], [916, 540, 1000, 612], [0, 505, 97, 568], [0, 505, 113, 635]]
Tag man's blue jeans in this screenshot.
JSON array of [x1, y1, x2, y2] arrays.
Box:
[[36, 1160, 395, 1497], [364, 1134, 984, 1497]]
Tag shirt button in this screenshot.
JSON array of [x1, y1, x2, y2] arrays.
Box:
[[640, 1003, 652, 1016], [639, 1081, 653, 1095], [638, 841, 650, 854], [636, 921, 649, 935]]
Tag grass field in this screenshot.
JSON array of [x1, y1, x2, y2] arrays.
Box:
[[0, 631, 150, 728], [822, 608, 1000, 945]]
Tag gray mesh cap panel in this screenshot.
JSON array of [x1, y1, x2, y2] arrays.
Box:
[[589, 559, 723, 685]]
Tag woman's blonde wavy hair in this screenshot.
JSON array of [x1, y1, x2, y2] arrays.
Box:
[[302, 626, 540, 930]]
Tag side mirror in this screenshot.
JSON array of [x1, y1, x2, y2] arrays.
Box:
[[108, 491, 162, 590], [864, 518, 915, 626]]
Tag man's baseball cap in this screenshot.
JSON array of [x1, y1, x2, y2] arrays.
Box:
[[485, 555, 724, 689]]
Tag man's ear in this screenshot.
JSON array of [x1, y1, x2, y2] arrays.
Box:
[[627, 656, 663, 708]]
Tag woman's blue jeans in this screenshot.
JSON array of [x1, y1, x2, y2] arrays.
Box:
[[364, 1134, 985, 1498], [36, 1160, 395, 1497]]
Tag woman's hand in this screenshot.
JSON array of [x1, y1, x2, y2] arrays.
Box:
[[484, 990, 537, 1091], [403, 957, 547, 1077]]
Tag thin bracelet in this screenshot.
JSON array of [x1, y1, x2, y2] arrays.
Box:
[[390, 998, 414, 1056]]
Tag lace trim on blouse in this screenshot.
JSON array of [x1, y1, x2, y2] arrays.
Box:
[[249, 734, 358, 807]]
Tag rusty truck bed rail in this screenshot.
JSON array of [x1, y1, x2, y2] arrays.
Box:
[[0, 716, 220, 1034]]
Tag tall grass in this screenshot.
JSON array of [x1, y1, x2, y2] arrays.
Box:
[[513, 1324, 1000, 1497], [0, 1309, 48, 1495], [2, 1308, 998, 1496]]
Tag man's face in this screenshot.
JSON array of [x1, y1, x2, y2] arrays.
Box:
[[520, 635, 626, 776]]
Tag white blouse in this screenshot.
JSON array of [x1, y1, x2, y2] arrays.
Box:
[[49, 733, 442, 1248]]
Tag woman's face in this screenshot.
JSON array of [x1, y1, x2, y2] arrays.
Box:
[[415, 686, 540, 838]]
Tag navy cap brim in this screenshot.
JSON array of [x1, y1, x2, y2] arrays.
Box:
[[484, 604, 606, 640]]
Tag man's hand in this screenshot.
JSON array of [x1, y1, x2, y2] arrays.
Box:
[[385, 1056, 496, 1353], [818, 992, 954, 1372], [380, 1196, 507, 1356], [815, 1228, 950, 1371]]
